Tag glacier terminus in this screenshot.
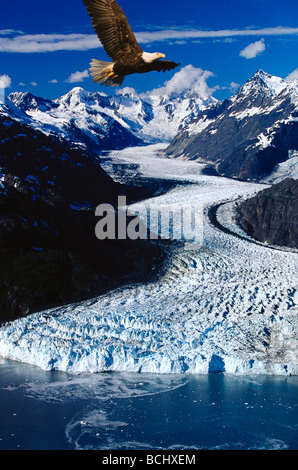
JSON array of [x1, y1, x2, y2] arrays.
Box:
[[0, 144, 297, 376]]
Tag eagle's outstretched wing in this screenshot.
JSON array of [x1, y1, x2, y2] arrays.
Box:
[[147, 60, 181, 73], [83, 0, 143, 61]]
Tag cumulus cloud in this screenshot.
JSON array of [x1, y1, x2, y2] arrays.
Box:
[[116, 86, 137, 96], [239, 38, 266, 59], [285, 68, 298, 81], [0, 74, 11, 104], [149, 65, 217, 98], [0, 74, 12, 88], [0, 27, 298, 53], [229, 81, 241, 93], [65, 69, 89, 83], [49, 79, 58, 84]]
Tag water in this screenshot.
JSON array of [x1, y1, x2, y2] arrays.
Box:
[[0, 145, 297, 450], [0, 358, 297, 450]]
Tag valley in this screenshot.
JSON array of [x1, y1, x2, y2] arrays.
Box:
[[0, 144, 296, 376]]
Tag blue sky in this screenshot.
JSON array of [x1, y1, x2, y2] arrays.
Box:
[[1, 0, 298, 100]]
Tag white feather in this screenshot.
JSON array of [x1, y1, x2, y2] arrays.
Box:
[[142, 52, 163, 64]]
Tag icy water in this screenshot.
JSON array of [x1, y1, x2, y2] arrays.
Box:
[[0, 358, 297, 450]]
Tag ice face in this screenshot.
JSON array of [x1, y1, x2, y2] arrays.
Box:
[[0, 145, 297, 376]]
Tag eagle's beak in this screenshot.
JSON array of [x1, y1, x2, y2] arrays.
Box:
[[159, 53, 166, 58]]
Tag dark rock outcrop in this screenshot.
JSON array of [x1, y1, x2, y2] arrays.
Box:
[[237, 178, 298, 248]]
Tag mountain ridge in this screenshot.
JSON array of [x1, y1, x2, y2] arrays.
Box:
[[6, 85, 216, 153], [165, 70, 298, 181], [2, 69, 298, 186]]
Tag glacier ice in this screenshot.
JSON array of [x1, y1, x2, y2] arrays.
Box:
[[0, 145, 297, 375]]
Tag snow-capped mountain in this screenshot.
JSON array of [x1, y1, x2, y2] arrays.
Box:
[[4, 69, 297, 183], [7, 88, 142, 153], [7, 85, 215, 153], [166, 70, 298, 181]]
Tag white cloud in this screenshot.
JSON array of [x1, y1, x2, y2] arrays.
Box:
[[0, 33, 100, 53], [285, 68, 298, 81], [148, 65, 217, 99], [239, 38, 266, 59], [49, 79, 58, 84], [31, 81, 37, 86], [136, 27, 298, 45], [229, 81, 241, 93], [0, 74, 11, 104], [0, 27, 297, 53], [0, 74, 12, 88], [18, 82, 26, 86], [66, 69, 89, 83], [0, 29, 24, 35]]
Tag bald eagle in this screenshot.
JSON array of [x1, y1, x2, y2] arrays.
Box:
[[83, 0, 180, 87]]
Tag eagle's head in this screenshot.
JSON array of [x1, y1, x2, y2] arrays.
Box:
[[142, 52, 166, 63]]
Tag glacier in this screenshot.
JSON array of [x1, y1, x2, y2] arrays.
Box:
[[0, 144, 297, 375]]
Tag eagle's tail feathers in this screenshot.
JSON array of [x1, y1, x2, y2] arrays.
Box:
[[89, 59, 124, 87]]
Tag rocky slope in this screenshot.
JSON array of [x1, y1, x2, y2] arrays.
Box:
[[238, 178, 298, 248], [165, 70, 298, 181], [0, 104, 170, 323]]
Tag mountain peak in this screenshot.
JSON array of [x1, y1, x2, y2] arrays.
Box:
[[55, 87, 92, 109], [239, 69, 288, 99], [9, 91, 38, 106], [62, 86, 88, 100], [8, 91, 54, 113], [254, 69, 270, 78], [69, 86, 87, 95]]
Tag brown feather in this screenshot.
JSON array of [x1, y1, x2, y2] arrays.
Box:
[[138, 60, 181, 74], [83, 0, 143, 61], [152, 60, 181, 72]]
